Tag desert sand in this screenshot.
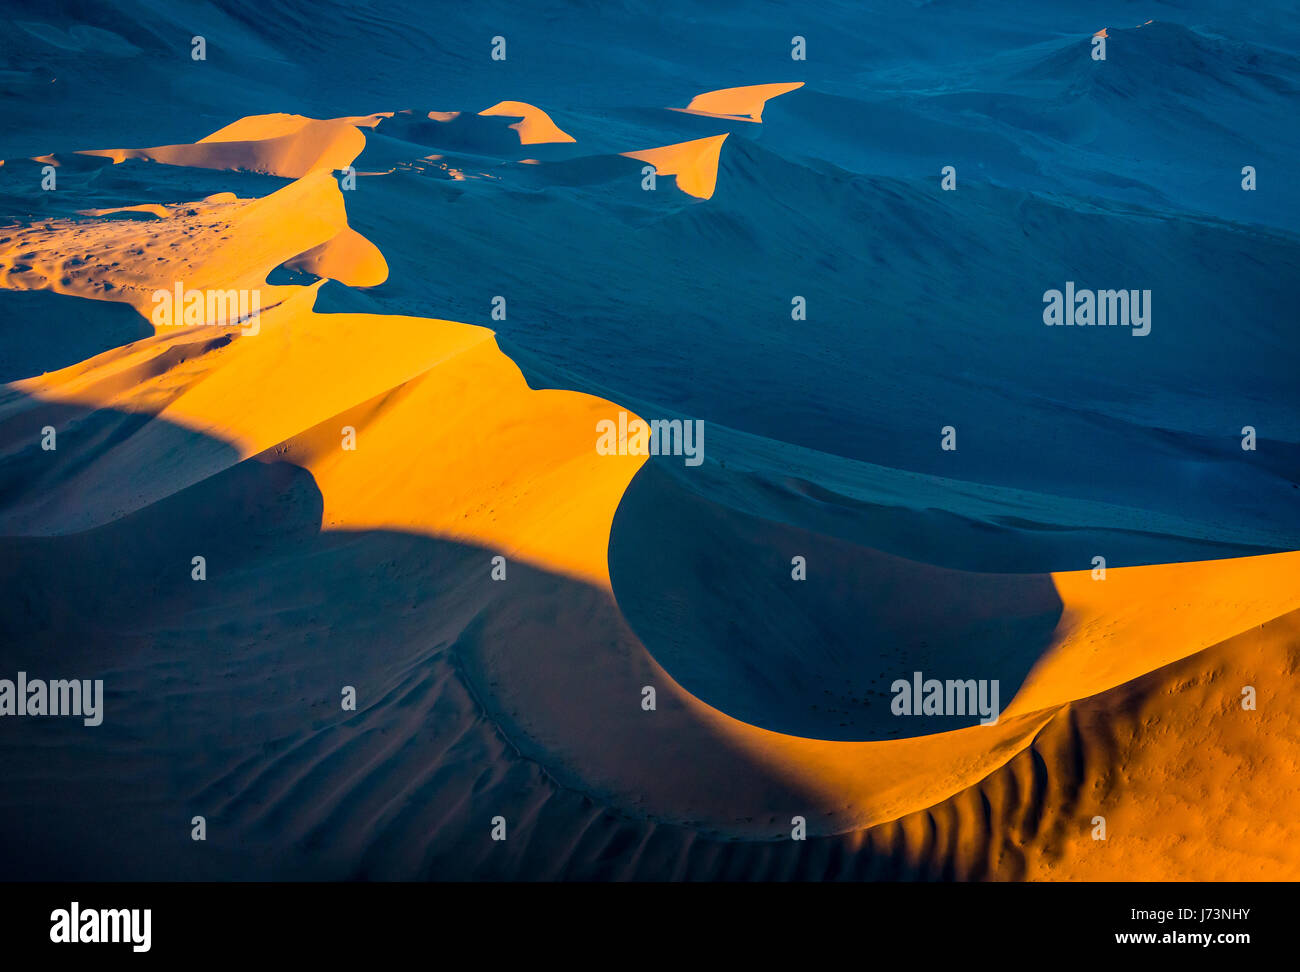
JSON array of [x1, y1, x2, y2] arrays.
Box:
[[1, 6, 1298, 881]]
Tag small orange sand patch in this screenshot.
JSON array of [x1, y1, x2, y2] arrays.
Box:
[[675, 81, 804, 123], [478, 101, 576, 145], [621, 133, 729, 200]]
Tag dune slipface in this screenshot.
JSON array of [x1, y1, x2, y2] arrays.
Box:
[[0, 0, 1298, 900]]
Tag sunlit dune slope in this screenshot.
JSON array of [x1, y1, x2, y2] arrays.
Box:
[[199, 112, 391, 141], [621, 134, 729, 199], [869, 606, 1300, 880], [0, 170, 367, 322], [674, 81, 804, 122], [280, 227, 389, 287], [1009, 550, 1300, 717], [73, 113, 371, 179], [3, 305, 638, 590], [262, 337, 644, 588], [478, 101, 576, 144]]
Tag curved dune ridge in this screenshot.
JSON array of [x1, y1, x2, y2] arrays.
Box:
[[1, 71, 1298, 881]]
